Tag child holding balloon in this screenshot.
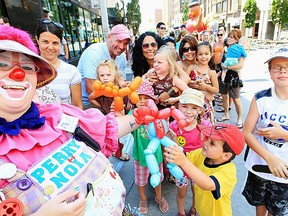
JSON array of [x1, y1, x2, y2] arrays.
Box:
[[167, 88, 211, 216], [131, 81, 169, 214], [88, 59, 131, 161]]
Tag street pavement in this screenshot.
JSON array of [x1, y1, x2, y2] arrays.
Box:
[[109, 48, 277, 216]]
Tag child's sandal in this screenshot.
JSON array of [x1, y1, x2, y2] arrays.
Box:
[[139, 200, 148, 214], [189, 207, 196, 216], [155, 197, 169, 213], [176, 211, 186, 216]]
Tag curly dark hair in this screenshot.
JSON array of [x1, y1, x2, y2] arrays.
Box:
[[131, 31, 164, 77], [179, 35, 198, 60]]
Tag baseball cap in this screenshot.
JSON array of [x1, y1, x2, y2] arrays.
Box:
[[0, 25, 57, 88], [136, 81, 158, 103], [110, 24, 131, 40], [179, 88, 204, 109], [197, 124, 245, 155], [264, 47, 288, 63], [189, 0, 200, 7]]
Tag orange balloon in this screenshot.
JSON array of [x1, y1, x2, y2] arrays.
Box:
[[129, 76, 142, 91], [104, 86, 112, 93], [112, 88, 119, 97], [114, 96, 124, 111], [105, 82, 114, 87], [118, 87, 132, 97], [93, 90, 102, 98], [130, 91, 140, 104], [92, 81, 102, 91]]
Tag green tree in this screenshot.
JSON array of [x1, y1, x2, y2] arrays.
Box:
[[126, 0, 141, 35], [242, 0, 257, 28], [182, 1, 189, 23], [114, 2, 123, 24], [271, 0, 288, 39]]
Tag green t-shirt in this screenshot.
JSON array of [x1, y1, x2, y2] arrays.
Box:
[[132, 125, 163, 167]]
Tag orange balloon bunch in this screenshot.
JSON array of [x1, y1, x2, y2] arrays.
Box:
[[92, 76, 142, 111]]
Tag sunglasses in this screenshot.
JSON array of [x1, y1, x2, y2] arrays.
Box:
[[142, 42, 158, 49], [182, 46, 196, 53], [39, 19, 63, 28], [217, 34, 223, 36], [160, 27, 166, 30]]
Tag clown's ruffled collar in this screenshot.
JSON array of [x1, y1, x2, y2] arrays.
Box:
[[0, 102, 45, 136]]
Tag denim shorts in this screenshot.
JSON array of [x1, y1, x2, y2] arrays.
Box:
[[242, 171, 288, 216]]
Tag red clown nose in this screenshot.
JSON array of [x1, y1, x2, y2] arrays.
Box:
[[9, 68, 25, 81]]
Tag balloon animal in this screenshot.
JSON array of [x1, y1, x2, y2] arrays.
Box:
[[185, 0, 215, 34], [133, 99, 190, 188], [186, 3, 206, 33], [92, 76, 142, 111]]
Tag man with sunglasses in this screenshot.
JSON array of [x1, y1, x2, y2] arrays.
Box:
[[77, 24, 131, 109], [156, 22, 166, 39]]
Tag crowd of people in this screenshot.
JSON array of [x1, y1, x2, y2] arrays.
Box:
[[0, 11, 287, 216]]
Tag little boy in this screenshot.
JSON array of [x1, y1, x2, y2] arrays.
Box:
[[242, 47, 288, 216], [165, 123, 245, 216]]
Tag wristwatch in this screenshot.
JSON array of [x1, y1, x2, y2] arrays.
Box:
[[167, 88, 177, 97]]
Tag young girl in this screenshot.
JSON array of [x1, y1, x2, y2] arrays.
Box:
[[149, 45, 189, 109], [186, 41, 219, 124], [132, 81, 169, 214], [88, 59, 131, 161], [168, 88, 211, 216]]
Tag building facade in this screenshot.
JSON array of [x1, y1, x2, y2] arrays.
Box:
[[0, 0, 108, 63]]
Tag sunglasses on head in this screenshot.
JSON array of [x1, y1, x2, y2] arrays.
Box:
[[217, 34, 223, 36], [142, 42, 158, 49], [182, 46, 196, 53], [160, 27, 166, 30], [40, 19, 63, 28]]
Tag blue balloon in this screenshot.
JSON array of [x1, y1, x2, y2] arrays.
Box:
[[144, 119, 184, 187]]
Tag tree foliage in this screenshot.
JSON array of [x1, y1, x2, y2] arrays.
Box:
[[271, 0, 288, 29], [126, 0, 141, 35], [182, 1, 189, 23], [242, 0, 257, 28]]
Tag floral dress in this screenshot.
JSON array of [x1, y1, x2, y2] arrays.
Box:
[[189, 69, 215, 124]]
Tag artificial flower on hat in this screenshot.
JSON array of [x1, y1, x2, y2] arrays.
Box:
[[136, 81, 158, 103]]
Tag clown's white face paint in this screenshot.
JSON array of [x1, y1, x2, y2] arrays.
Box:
[[0, 51, 37, 121]]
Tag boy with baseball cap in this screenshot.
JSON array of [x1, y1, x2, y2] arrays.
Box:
[[242, 47, 288, 216], [165, 123, 245, 216]]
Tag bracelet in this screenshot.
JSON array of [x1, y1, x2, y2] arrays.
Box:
[[167, 88, 177, 97]]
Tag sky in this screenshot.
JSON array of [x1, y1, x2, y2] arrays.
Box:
[[138, 0, 162, 33]]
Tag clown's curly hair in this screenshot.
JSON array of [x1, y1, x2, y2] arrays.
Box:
[[0, 25, 38, 54], [131, 31, 164, 77]]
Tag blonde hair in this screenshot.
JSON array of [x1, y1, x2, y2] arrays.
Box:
[[155, 45, 179, 78], [96, 59, 123, 85]]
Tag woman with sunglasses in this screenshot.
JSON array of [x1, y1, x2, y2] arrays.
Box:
[[177, 36, 198, 73], [217, 29, 247, 129], [132, 31, 164, 79], [36, 19, 83, 109]]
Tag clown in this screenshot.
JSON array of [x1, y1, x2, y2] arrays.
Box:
[[0, 25, 139, 216]]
